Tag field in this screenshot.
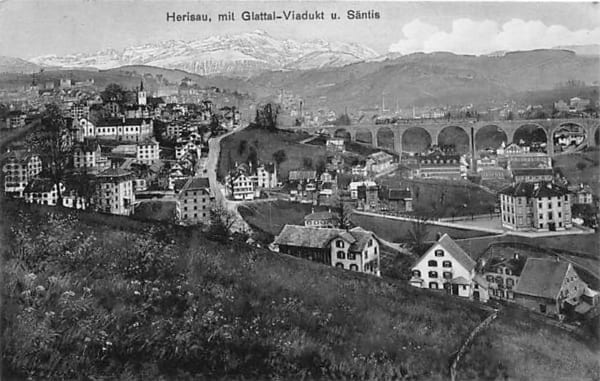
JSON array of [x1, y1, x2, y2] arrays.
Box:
[[2, 199, 492, 380], [217, 126, 327, 180], [377, 173, 498, 218], [553, 148, 600, 196], [459, 308, 599, 381]]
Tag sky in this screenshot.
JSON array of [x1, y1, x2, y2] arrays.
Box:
[[0, 1, 599, 59]]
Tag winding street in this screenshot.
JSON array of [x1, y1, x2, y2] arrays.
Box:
[[206, 124, 251, 233]]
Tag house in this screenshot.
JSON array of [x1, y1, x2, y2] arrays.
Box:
[[511, 167, 554, 183], [135, 138, 160, 165], [175, 139, 201, 161], [554, 100, 569, 112], [387, 188, 413, 213], [568, 184, 594, 205], [5, 111, 27, 129], [410, 234, 476, 298], [348, 180, 376, 200], [273, 225, 380, 276], [23, 178, 65, 206], [94, 118, 154, 142], [476, 157, 506, 180], [482, 253, 527, 301], [499, 182, 572, 231], [256, 163, 277, 189], [497, 142, 530, 157], [417, 151, 463, 180], [505, 152, 552, 169], [93, 168, 135, 215], [367, 151, 395, 174], [72, 140, 110, 171], [357, 184, 379, 211], [326, 137, 345, 152], [177, 177, 213, 225], [70, 103, 90, 120], [228, 172, 256, 200], [304, 210, 340, 228], [2, 149, 42, 197], [513, 258, 587, 317], [351, 163, 369, 178], [288, 170, 317, 183]]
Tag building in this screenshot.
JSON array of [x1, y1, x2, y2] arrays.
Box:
[[326, 137, 345, 152], [288, 170, 317, 183], [177, 177, 213, 225], [23, 179, 65, 206], [348, 180, 376, 200], [497, 142, 529, 157], [304, 210, 340, 228], [2, 149, 42, 197], [70, 103, 90, 120], [175, 139, 202, 161], [499, 182, 572, 231], [357, 184, 379, 211], [72, 140, 110, 171], [410, 234, 476, 298], [417, 151, 463, 180], [367, 151, 395, 174], [511, 167, 554, 183], [482, 254, 527, 301], [569, 97, 591, 112], [568, 184, 593, 205], [506, 152, 552, 169], [554, 100, 570, 112], [256, 163, 277, 189], [476, 157, 506, 180], [273, 225, 380, 276], [94, 118, 154, 142], [5, 111, 27, 129], [387, 188, 413, 213], [228, 172, 256, 201], [136, 138, 160, 165], [93, 168, 135, 215], [513, 258, 587, 317]]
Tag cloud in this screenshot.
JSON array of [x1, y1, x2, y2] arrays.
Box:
[[389, 18, 600, 55]]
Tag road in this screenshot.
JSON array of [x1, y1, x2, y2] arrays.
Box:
[[206, 124, 251, 233]]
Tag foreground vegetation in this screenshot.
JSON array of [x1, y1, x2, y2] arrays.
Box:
[[2, 201, 491, 380]]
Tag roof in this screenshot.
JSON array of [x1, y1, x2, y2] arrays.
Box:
[[180, 177, 210, 192], [432, 234, 476, 271], [348, 226, 377, 252], [500, 181, 569, 198], [389, 188, 411, 200], [274, 225, 356, 249], [304, 211, 339, 222], [451, 276, 471, 285], [3, 149, 39, 163], [96, 168, 133, 179], [473, 274, 489, 288], [513, 258, 571, 300], [369, 151, 394, 162], [484, 256, 527, 276], [289, 170, 317, 181], [24, 178, 56, 193], [512, 168, 553, 177]]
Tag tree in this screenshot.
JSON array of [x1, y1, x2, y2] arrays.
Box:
[[407, 216, 430, 255], [272, 150, 287, 168], [238, 139, 248, 156], [331, 195, 354, 230], [30, 103, 72, 205], [207, 202, 237, 242], [247, 146, 258, 170], [100, 83, 126, 105], [255, 103, 279, 131], [315, 158, 327, 176], [302, 157, 313, 169]]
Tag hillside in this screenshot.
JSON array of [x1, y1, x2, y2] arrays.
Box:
[[0, 56, 42, 74], [2, 200, 598, 380]]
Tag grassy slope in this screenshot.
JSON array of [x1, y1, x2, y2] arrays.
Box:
[[1, 200, 488, 380], [217, 126, 326, 180], [459, 309, 599, 381], [553, 148, 600, 197]]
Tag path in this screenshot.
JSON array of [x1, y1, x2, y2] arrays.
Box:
[[206, 125, 251, 233]]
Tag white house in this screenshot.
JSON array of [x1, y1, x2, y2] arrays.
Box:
[[410, 234, 477, 298], [256, 163, 277, 189], [348, 180, 377, 199]]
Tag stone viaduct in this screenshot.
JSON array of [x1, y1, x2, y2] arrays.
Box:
[[284, 118, 600, 157]]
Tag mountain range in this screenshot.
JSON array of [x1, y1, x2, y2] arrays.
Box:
[[29, 30, 379, 76]]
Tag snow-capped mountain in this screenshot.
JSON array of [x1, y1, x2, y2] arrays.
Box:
[[31, 30, 378, 76]]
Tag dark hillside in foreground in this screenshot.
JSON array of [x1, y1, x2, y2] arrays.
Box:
[[1, 201, 598, 380]]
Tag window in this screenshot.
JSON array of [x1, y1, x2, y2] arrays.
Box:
[[336, 251, 345, 260], [442, 261, 452, 268], [429, 282, 439, 289], [505, 269, 512, 275], [335, 263, 344, 269], [349, 264, 358, 271], [496, 268, 503, 274], [486, 275, 494, 282], [434, 249, 444, 257], [347, 252, 356, 260], [428, 271, 438, 278], [539, 304, 546, 313], [412, 270, 421, 277], [506, 278, 514, 289], [428, 260, 438, 267], [368, 239, 373, 247], [443, 272, 452, 279], [495, 276, 503, 286], [336, 240, 345, 248]]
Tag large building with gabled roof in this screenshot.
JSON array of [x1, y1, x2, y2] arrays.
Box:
[[272, 225, 380, 276], [410, 234, 477, 298], [177, 177, 213, 225]]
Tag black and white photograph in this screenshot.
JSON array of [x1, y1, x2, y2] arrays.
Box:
[[0, 0, 599, 379]]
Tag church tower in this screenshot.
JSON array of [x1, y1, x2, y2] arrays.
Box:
[[137, 80, 147, 106]]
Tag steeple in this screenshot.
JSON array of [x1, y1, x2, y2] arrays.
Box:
[[140, 80, 144, 91]]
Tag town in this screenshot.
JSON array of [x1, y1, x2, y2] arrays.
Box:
[[1, 3, 599, 379]]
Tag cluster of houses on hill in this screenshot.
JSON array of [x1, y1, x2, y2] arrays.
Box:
[[409, 233, 598, 320]]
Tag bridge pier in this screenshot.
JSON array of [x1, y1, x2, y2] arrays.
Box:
[[349, 130, 357, 142], [393, 131, 403, 156]]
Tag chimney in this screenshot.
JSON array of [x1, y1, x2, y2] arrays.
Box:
[[436, 232, 443, 240]]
